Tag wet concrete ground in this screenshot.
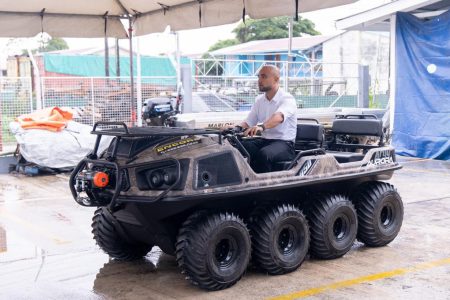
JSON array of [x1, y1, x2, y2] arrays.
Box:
[[0, 157, 449, 299]]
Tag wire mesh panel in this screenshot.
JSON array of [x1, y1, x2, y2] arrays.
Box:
[[192, 59, 362, 112], [1, 58, 388, 152], [290, 62, 359, 109], [40, 76, 177, 127], [0, 77, 32, 152]]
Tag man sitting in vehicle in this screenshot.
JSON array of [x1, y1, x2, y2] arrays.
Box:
[[233, 65, 297, 173]]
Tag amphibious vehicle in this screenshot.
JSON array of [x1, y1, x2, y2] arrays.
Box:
[[70, 115, 403, 290]]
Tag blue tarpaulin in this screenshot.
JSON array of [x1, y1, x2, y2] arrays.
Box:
[[394, 11, 450, 160]]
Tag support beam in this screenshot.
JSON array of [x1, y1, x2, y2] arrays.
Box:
[[389, 14, 397, 135], [128, 18, 135, 126]]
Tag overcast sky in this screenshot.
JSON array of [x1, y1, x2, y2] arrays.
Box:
[[0, 0, 392, 66]]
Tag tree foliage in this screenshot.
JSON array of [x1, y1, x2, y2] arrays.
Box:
[[208, 39, 239, 52], [207, 16, 319, 52], [22, 37, 69, 55], [233, 16, 319, 43], [38, 37, 69, 52]]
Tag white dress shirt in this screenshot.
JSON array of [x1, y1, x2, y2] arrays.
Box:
[[244, 88, 297, 141]]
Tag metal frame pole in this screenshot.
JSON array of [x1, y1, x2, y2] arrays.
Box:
[[389, 14, 397, 135], [128, 17, 135, 126]]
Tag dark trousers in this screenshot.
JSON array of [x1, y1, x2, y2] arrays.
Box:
[[241, 138, 295, 173]]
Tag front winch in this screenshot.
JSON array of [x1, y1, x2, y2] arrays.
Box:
[[73, 168, 114, 206]]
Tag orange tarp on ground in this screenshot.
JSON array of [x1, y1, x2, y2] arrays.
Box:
[[16, 107, 73, 132]]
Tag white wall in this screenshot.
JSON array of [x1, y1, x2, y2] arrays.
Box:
[[323, 31, 390, 95]]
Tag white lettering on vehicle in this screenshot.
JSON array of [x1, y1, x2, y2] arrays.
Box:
[[367, 150, 394, 166], [297, 159, 316, 176]]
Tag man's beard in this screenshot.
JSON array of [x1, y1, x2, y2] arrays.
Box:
[[259, 85, 271, 92]]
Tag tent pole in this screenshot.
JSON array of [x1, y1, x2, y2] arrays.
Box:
[[27, 47, 42, 110], [136, 36, 142, 127], [115, 38, 120, 77], [104, 15, 110, 78], [389, 14, 396, 136], [128, 17, 135, 126], [286, 17, 293, 93]]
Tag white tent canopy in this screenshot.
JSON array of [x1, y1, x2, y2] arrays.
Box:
[[0, 0, 356, 38]]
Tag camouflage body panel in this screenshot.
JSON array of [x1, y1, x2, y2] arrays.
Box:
[[113, 135, 399, 200]]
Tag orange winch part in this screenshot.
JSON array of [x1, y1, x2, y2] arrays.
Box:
[[93, 172, 109, 188]]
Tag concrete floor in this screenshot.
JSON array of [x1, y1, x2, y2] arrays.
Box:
[[0, 156, 449, 299]]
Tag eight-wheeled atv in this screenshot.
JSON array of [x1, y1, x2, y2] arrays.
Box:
[[70, 115, 403, 291]]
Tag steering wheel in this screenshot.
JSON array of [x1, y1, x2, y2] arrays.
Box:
[[221, 125, 245, 137]]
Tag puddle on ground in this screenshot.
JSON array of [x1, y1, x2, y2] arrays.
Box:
[[0, 224, 41, 263]]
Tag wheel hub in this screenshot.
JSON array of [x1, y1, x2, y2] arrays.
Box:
[[278, 227, 295, 255], [214, 238, 235, 269], [380, 204, 394, 228], [333, 217, 349, 240]]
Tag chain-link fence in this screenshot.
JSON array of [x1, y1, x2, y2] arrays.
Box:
[[192, 59, 369, 111], [41, 76, 177, 126], [0, 59, 389, 152], [0, 76, 176, 151], [0, 77, 33, 152]]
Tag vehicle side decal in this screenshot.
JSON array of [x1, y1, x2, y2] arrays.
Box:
[[363, 150, 395, 167], [156, 137, 202, 155], [296, 159, 317, 176]]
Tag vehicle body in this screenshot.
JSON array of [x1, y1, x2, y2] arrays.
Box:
[[70, 115, 403, 291]]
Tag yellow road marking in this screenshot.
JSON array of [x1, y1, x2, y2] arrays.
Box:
[[269, 257, 450, 300], [0, 210, 70, 245]]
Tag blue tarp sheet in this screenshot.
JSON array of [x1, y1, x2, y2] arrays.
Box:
[[394, 11, 450, 160]]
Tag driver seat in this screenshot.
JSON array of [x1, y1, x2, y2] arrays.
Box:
[[273, 123, 324, 171]]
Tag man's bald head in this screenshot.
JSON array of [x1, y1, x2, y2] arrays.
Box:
[[258, 65, 281, 93], [261, 65, 280, 80]]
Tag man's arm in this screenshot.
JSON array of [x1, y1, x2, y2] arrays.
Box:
[[246, 95, 296, 135], [240, 121, 250, 129], [245, 112, 283, 136]]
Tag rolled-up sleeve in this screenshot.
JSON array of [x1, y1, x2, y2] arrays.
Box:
[[275, 95, 297, 122]]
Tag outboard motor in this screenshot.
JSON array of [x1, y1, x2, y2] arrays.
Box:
[[142, 97, 177, 126]]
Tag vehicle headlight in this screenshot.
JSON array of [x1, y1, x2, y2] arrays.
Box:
[[148, 170, 164, 188], [163, 168, 177, 185]]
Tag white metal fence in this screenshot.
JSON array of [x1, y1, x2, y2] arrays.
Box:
[[0, 59, 389, 152], [192, 59, 389, 112], [40, 76, 177, 125], [0, 76, 177, 151]]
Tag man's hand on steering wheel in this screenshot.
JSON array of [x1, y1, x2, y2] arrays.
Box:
[[244, 125, 264, 137], [221, 124, 245, 135]]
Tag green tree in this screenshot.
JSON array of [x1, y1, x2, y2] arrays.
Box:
[[22, 37, 69, 55], [208, 39, 239, 52], [206, 16, 320, 53], [38, 37, 69, 52], [233, 16, 320, 43]]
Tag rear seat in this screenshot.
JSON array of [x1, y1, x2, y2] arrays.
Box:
[[294, 123, 324, 151], [328, 115, 384, 163]]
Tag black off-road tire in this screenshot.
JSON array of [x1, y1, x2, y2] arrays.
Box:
[[176, 212, 251, 291], [353, 181, 403, 247], [92, 207, 153, 260], [307, 194, 357, 259], [250, 204, 310, 275]]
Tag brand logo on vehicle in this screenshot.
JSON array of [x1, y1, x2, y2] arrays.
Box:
[[367, 150, 394, 166], [156, 138, 201, 155], [296, 159, 317, 176], [207, 122, 234, 129]]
